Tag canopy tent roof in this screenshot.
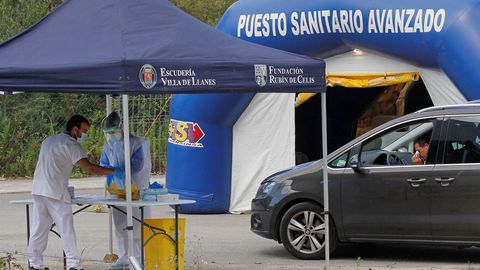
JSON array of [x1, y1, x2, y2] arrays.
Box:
[[0, 0, 325, 94]]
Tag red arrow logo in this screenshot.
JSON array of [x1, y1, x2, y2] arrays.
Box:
[[193, 123, 205, 143]]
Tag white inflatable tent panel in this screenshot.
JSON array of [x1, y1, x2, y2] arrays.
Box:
[[230, 93, 295, 213]]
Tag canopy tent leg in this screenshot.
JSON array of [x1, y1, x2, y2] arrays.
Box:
[[321, 92, 329, 269], [122, 95, 135, 267], [106, 95, 113, 115]]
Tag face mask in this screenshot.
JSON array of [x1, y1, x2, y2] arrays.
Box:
[[108, 132, 122, 142], [77, 132, 88, 143]]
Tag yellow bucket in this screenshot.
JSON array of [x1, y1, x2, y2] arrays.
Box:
[[144, 218, 185, 270]]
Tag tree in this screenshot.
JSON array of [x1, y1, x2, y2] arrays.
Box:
[[0, 0, 235, 42]]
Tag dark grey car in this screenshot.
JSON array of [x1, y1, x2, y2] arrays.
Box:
[[251, 104, 480, 259]]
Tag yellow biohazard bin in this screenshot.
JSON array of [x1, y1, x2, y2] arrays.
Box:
[[144, 218, 185, 270]]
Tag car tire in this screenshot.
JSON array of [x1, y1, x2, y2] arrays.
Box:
[[279, 202, 337, 259]]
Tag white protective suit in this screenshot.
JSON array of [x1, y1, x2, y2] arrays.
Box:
[[100, 134, 151, 264]]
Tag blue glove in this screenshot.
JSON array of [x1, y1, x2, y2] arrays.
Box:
[[113, 168, 126, 180], [106, 175, 114, 186]]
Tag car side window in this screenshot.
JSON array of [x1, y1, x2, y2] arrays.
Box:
[[330, 151, 349, 168], [442, 116, 480, 164], [360, 120, 434, 166]]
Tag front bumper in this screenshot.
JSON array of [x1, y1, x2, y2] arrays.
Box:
[[251, 209, 274, 239], [251, 195, 276, 240], [250, 179, 292, 241]]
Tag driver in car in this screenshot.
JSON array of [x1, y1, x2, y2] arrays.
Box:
[[412, 137, 429, 165]]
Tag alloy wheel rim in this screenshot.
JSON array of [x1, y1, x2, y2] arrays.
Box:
[[287, 210, 325, 254]]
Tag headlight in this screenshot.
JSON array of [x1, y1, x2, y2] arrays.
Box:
[[258, 181, 276, 196]]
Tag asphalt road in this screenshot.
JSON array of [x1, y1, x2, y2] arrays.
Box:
[[2, 189, 480, 270]]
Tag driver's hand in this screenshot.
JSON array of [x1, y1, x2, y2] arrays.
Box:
[[411, 152, 423, 165]]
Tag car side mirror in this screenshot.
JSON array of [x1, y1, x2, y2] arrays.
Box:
[[349, 154, 360, 172]]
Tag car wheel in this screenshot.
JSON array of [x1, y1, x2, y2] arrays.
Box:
[[279, 202, 337, 259]]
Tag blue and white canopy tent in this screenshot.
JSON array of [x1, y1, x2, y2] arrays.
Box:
[[0, 0, 332, 268]]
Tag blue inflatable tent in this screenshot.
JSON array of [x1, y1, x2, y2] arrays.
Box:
[[168, 0, 480, 214], [218, 0, 480, 100]]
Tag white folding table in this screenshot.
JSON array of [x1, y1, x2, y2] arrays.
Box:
[[10, 195, 195, 270]]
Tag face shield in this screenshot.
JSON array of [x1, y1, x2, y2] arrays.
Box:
[[101, 112, 122, 141]]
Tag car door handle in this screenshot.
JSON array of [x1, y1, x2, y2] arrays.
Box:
[[434, 177, 455, 187], [406, 178, 427, 187]]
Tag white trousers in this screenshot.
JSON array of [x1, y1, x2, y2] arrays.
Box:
[[112, 206, 150, 264], [28, 195, 81, 269]]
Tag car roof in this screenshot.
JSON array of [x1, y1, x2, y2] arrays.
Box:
[[415, 103, 480, 114]]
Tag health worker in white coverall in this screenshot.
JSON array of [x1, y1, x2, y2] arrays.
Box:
[[28, 115, 124, 270], [100, 112, 151, 270]]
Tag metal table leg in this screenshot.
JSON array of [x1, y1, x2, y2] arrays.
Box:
[[26, 205, 30, 268], [63, 251, 66, 270], [109, 205, 113, 255], [141, 206, 144, 269], [26, 205, 30, 245]]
